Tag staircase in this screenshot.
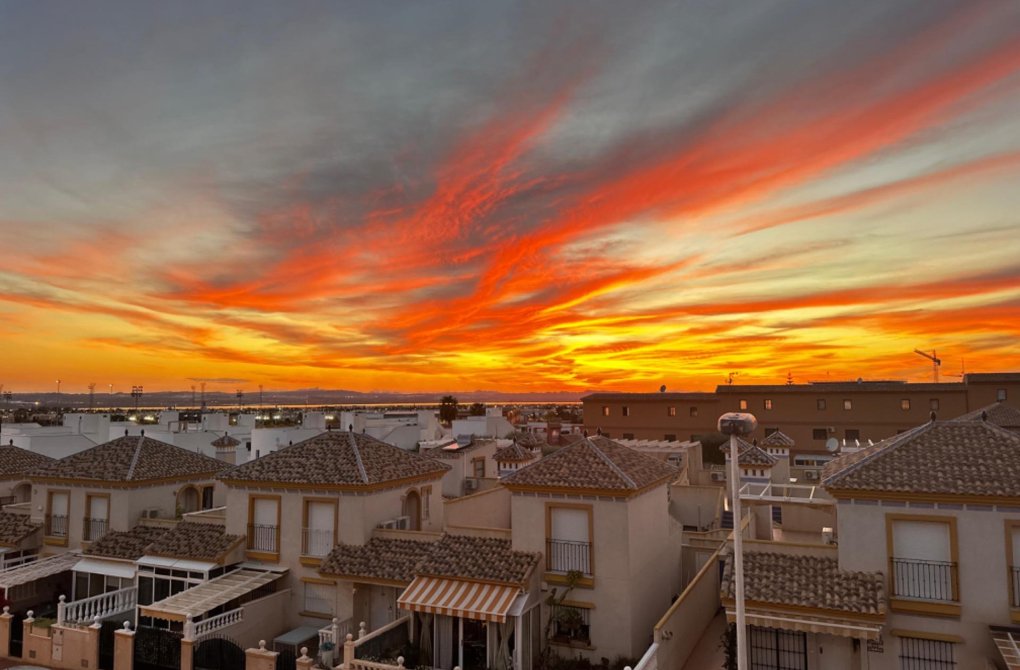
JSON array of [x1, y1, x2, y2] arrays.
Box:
[[991, 626, 1020, 670]]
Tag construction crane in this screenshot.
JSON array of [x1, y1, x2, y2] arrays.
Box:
[[914, 349, 941, 383]]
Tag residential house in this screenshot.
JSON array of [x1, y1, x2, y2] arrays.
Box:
[[0, 441, 54, 506], [502, 435, 681, 662], [216, 430, 449, 637], [27, 432, 226, 552], [423, 437, 502, 497]]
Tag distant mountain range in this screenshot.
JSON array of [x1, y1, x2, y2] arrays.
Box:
[[3, 388, 586, 409]]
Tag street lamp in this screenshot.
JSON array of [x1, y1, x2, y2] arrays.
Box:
[[718, 411, 758, 670]]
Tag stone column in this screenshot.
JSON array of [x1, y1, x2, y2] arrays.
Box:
[[343, 633, 356, 670], [85, 617, 102, 670], [0, 606, 12, 658], [295, 647, 315, 670], [244, 639, 278, 670], [180, 615, 195, 670], [113, 621, 135, 670]]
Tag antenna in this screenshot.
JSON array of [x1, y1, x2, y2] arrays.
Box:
[[659, 384, 666, 393], [727, 372, 739, 385], [913, 349, 941, 383], [825, 437, 840, 453], [945, 358, 966, 379]]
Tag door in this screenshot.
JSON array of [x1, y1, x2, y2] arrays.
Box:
[[369, 586, 397, 631], [48, 491, 69, 537], [403, 491, 421, 531]]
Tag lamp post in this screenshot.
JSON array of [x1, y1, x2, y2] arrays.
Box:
[[718, 411, 758, 670]]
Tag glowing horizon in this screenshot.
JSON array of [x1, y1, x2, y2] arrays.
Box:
[[2, 2, 1020, 394]]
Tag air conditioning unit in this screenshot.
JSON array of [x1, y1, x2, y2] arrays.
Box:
[[804, 470, 819, 481], [141, 508, 161, 519], [710, 472, 725, 482], [827, 427, 836, 434], [464, 478, 479, 492], [394, 516, 410, 530]]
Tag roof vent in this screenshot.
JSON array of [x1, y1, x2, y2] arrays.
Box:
[[349, 424, 353, 432], [140, 429, 145, 436], [582, 429, 588, 437], [596, 427, 602, 436], [929, 411, 937, 422], [981, 410, 988, 422], [125, 429, 129, 436]]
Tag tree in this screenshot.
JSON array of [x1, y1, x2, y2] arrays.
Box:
[[468, 402, 486, 416], [439, 396, 459, 425]]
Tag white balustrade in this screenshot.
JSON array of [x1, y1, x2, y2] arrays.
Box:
[[59, 587, 137, 625], [319, 616, 354, 648], [193, 607, 244, 639]]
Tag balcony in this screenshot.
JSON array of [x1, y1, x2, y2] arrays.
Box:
[[550, 604, 591, 645], [58, 586, 137, 626], [45, 514, 68, 538], [302, 528, 335, 557], [247, 523, 279, 554], [83, 517, 109, 542], [891, 557, 957, 601], [546, 539, 592, 576]]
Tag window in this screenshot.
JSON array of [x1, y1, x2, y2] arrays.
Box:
[[550, 605, 591, 645], [901, 399, 911, 411], [422, 486, 431, 521], [303, 581, 335, 617], [472, 457, 485, 478], [201, 486, 215, 510], [1007, 522, 1020, 608], [843, 399, 853, 410], [739, 400, 748, 410], [689, 406, 698, 417], [84, 493, 110, 542], [547, 505, 592, 575], [845, 429, 860, 441], [667, 406, 677, 417], [898, 637, 955, 670], [999, 389, 1008, 401], [46, 490, 69, 538], [812, 428, 828, 440], [622, 433, 634, 439], [929, 399, 939, 411], [763, 399, 773, 410], [749, 627, 807, 670], [601, 406, 610, 417], [248, 496, 280, 555], [664, 434, 677, 441], [888, 516, 957, 602], [816, 399, 826, 411], [302, 498, 337, 557], [621, 406, 630, 417]]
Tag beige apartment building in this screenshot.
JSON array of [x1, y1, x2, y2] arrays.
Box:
[[583, 372, 1020, 458]]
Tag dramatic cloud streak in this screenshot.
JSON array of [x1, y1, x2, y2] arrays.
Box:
[[1, 0, 1019, 393]]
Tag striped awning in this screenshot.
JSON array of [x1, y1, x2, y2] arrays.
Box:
[[398, 577, 521, 623]]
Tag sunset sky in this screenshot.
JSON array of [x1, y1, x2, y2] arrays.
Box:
[[1, 0, 1019, 394]]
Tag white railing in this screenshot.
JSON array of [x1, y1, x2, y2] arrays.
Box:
[[0, 552, 38, 572], [191, 608, 244, 639], [58, 587, 137, 625], [319, 616, 355, 647]]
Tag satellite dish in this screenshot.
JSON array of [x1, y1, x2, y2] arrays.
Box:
[[659, 385, 667, 393], [825, 437, 840, 453]]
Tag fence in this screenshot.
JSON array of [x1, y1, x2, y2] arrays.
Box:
[[546, 539, 592, 574], [891, 558, 956, 601], [58, 587, 137, 626]]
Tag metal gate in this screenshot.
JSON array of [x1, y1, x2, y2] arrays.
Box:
[[194, 634, 246, 670], [133, 626, 182, 670], [749, 626, 807, 670], [276, 647, 298, 670], [99, 619, 119, 669], [9, 613, 23, 658]]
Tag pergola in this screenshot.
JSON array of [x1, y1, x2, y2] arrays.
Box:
[[138, 568, 284, 623]]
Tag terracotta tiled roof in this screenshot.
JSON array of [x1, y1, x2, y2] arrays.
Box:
[[761, 431, 795, 448], [211, 433, 241, 447], [494, 442, 537, 464], [0, 512, 41, 548], [952, 402, 1020, 430], [721, 551, 885, 616], [508, 432, 547, 450], [85, 525, 170, 561], [320, 537, 435, 583], [718, 438, 777, 466], [502, 436, 677, 493], [416, 535, 539, 586], [822, 420, 1020, 497], [221, 431, 449, 488], [0, 444, 55, 479], [144, 522, 242, 562], [29, 435, 225, 484]]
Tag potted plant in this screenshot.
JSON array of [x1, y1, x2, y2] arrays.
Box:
[[320, 640, 335, 667]]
